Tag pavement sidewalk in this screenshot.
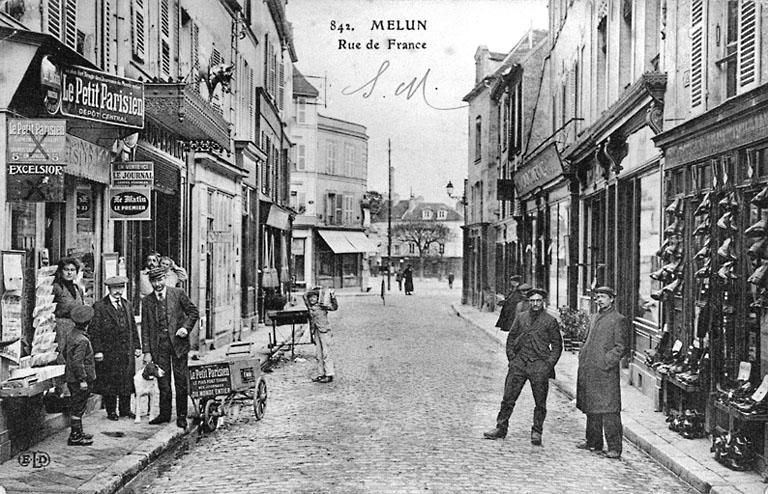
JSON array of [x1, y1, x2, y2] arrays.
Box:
[[0, 322, 286, 494], [451, 302, 766, 494]]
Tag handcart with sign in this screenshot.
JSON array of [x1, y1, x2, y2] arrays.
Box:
[[188, 342, 267, 432]]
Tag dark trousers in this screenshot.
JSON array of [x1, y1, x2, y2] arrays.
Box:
[[586, 413, 623, 453], [67, 383, 90, 418], [155, 335, 189, 419], [103, 394, 132, 415], [496, 358, 550, 433]]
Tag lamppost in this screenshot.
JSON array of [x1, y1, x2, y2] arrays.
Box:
[[446, 180, 468, 305], [438, 242, 445, 281]]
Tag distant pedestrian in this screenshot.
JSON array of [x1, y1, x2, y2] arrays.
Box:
[[404, 264, 414, 295], [90, 276, 142, 421], [305, 286, 338, 383], [495, 276, 526, 331], [141, 267, 199, 429], [65, 305, 96, 446], [576, 286, 629, 459], [484, 288, 563, 446], [447, 272, 455, 289], [396, 269, 403, 291]]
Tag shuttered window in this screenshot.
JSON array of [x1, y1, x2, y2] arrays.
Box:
[[160, 0, 171, 77], [690, 0, 706, 111], [45, 0, 77, 51], [47, 0, 62, 40], [131, 0, 146, 62], [64, 0, 77, 50], [278, 59, 285, 110], [737, 0, 757, 90], [191, 22, 200, 90], [102, 0, 113, 71]]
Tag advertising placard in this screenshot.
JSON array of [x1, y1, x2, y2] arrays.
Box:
[[189, 363, 232, 398], [6, 164, 65, 202], [111, 161, 154, 188], [7, 119, 66, 164], [60, 65, 144, 129], [109, 188, 151, 220]]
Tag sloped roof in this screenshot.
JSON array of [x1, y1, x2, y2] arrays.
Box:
[[371, 200, 463, 222], [293, 68, 319, 98]]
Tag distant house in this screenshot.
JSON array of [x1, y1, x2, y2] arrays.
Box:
[[369, 195, 463, 279]]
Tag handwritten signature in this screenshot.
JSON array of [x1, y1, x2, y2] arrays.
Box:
[[341, 60, 465, 111]]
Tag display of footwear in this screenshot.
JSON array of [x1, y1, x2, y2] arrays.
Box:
[[717, 238, 737, 260], [695, 259, 711, 279], [748, 238, 768, 259], [662, 258, 685, 276], [483, 427, 507, 439], [656, 238, 671, 258], [694, 244, 710, 260], [650, 266, 673, 283], [664, 219, 682, 235], [661, 278, 683, 296], [650, 288, 668, 301], [748, 261, 768, 287], [665, 197, 684, 217], [745, 219, 766, 238], [693, 217, 711, 236], [752, 185, 768, 208], [716, 211, 738, 231], [694, 192, 712, 216]]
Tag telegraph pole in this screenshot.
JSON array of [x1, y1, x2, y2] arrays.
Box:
[[387, 139, 392, 291]]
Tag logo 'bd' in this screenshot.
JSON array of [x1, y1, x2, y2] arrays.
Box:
[[111, 191, 149, 215]]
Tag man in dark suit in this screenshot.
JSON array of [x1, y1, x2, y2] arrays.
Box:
[[495, 276, 528, 331], [484, 288, 563, 446], [141, 267, 199, 429], [91, 276, 141, 420]]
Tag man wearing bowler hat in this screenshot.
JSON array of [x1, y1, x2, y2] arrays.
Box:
[[576, 286, 629, 459], [484, 287, 563, 445], [90, 276, 142, 421], [141, 267, 199, 429]]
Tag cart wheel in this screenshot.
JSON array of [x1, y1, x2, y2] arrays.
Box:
[[203, 400, 220, 432], [253, 377, 267, 420]]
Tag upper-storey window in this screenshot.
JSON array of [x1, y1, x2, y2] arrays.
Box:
[[437, 209, 447, 220], [474, 116, 482, 162], [723, 0, 759, 98], [422, 209, 433, 220], [297, 98, 306, 123]]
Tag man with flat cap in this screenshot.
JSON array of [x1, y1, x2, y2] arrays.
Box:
[[484, 287, 563, 445], [141, 267, 199, 429], [90, 276, 141, 421], [576, 286, 630, 459]]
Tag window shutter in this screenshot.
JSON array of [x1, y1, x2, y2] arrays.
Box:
[[64, 0, 77, 50], [278, 58, 285, 110], [46, 0, 62, 40], [103, 0, 113, 71], [689, 0, 706, 111], [132, 0, 146, 62], [335, 194, 343, 225], [191, 22, 200, 89], [737, 0, 758, 91], [249, 67, 255, 139], [160, 0, 171, 77]]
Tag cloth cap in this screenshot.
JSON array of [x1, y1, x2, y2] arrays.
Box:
[[509, 275, 523, 283], [517, 283, 532, 293], [70, 305, 94, 324], [105, 275, 128, 287], [594, 286, 617, 298], [527, 288, 548, 299], [147, 267, 167, 280], [306, 286, 322, 298]]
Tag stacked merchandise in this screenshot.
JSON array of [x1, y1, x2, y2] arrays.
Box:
[[30, 265, 58, 367], [647, 336, 710, 389], [748, 187, 768, 309], [715, 370, 768, 417], [667, 409, 706, 439], [711, 431, 756, 471], [651, 197, 685, 301]]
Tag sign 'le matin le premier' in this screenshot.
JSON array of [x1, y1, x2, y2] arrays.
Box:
[[60, 66, 144, 129]]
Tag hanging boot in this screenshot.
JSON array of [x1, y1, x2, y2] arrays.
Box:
[[694, 192, 712, 216], [717, 238, 737, 260], [752, 185, 768, 208], [745, 219, 766, 238], [693, 217, 711, 236]]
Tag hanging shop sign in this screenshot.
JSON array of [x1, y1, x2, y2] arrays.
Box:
[[515, 143, 564, 196], [7, 119, 66, 164], [109, 188, 151, 220], [41, 55, 62, 115], [60, 65, 144, 129], [111, 161, 154, 188], [6, 164, 65, 202]]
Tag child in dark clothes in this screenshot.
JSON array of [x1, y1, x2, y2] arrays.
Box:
[[65, 305, 96, 446]]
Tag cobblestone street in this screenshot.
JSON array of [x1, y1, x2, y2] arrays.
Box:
[[120, 287, 697, 493]]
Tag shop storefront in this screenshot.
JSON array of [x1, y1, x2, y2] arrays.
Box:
[[653, 83, 768, 474], [0, 28, 141, 461], [259, 199, 292, 321], [314, 228, 376, 289]]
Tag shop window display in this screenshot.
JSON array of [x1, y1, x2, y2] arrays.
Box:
[[638, 173, 661, 324]]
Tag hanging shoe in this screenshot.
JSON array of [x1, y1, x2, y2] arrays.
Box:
[[748, 261, 768, 287], [694, 244, 710, 261], [693, 217, 711, 236], [745, 219, 766, 238], [665, 197, 681, 215], [717, 212, 738, 231], [693, 259, 712, 278], [752, 185, 768, 208], [650, 266, 672, 282], [661, 278, 682, 296], [717, 261, 737, 280], [695, 192, 712, 216], [717, 238, 737, 260], [650, 288, 668, 301], [748, 238, 768, 260], [718, 191, 738, 209], [664, 240, 683, 259], [664, 219, 682, 235], [656, 238, 671, 258], [662, 258, 684, 276]]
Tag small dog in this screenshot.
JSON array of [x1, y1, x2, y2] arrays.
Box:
[[133, 362, 165, 423]]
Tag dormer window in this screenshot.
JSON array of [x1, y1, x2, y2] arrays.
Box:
[[437, 209, 447, 220], [422, 209, 433, 220]]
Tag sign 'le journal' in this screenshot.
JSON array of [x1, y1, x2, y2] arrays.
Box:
[[60, 73, 144, 117]]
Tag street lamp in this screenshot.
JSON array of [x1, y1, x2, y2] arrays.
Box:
[[446, 180, 467, 204], [446, 179, 468, 305]]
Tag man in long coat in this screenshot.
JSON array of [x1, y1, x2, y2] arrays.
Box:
[[90, 276, 141, 420], [142, 267, 199, 429], [576, 286, 630, 459], [484, 288, 563, 445], [495, 276, 527, 331]]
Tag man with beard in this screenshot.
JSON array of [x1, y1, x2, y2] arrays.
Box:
[[483, 288, 563, 445]]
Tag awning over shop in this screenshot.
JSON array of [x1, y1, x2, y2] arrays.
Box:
[[318, 230, 377, 254]]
